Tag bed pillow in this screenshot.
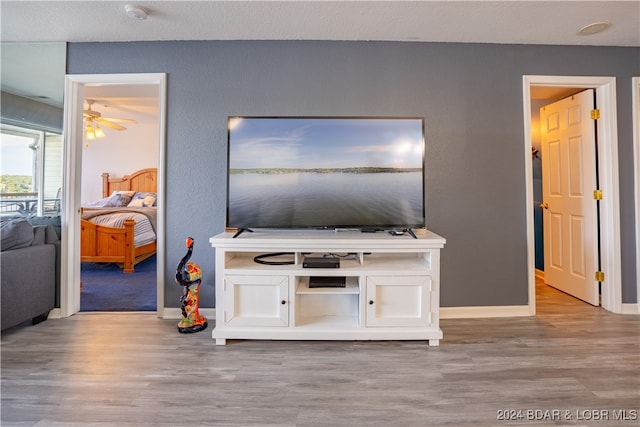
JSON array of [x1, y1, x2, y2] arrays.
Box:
[[127, 192, 157, 208], [84, 196, 110, 207], [105, 191, 136, 207]]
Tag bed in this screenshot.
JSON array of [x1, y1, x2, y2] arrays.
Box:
[[81, 168, 157, 273]]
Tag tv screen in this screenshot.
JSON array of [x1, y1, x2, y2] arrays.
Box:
[[226, 116, 425, 231]]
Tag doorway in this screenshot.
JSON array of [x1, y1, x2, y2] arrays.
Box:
[[61, 73, 167, 318], [80, 85, 160, 312], [538, 89, 599, 306], [523, 75, 622, 315]]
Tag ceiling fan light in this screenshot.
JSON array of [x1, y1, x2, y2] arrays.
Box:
[[95, 125, 105, 138], [86, 126, 96, 140]]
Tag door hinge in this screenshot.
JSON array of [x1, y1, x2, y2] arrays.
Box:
[[591, 109, 600, 120], [593, 189, 603, 200], [595, 271, 605, 282]]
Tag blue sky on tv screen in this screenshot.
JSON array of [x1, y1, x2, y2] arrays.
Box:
[[229, 118, 424, 170]]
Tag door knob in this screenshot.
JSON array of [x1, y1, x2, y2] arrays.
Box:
[[539, 203, 549, 209]]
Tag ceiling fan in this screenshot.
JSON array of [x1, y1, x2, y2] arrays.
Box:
[[83, 99, 138, 132]]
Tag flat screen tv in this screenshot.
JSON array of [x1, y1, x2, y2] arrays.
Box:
[[226, 116, 425, 234]]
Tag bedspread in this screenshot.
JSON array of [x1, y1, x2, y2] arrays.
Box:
[[81, 207, 157, 247]]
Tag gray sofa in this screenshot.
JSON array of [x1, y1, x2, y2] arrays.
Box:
[[1, 217, 60, 331]]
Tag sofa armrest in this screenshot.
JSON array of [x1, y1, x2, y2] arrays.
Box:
[[1, 244, 56, 330]]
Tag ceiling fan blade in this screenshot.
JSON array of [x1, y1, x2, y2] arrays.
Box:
[[97, 118, 126, 131], [101, 117, 138, 124]]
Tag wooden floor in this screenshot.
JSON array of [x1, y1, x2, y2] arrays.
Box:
[[2, 280, 639, 426]]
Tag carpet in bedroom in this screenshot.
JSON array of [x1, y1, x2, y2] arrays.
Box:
[[80, 255, 156, 312]]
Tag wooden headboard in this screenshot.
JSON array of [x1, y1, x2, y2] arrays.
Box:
[[101, 168, 158, 197]]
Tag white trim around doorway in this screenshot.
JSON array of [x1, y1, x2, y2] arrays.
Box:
[[522, 75, 622, 314], [61, 73, 167, 318], [633, 77, 640, 314]]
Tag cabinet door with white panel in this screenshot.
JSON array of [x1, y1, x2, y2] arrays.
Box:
[[365, 275, 432, 327], [223, 275, 289, 327]]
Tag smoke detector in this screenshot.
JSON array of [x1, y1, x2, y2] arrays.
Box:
[[578, 21, 611, 36], [125, 5, 148, 20]]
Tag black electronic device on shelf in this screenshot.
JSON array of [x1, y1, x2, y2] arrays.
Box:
[[302, 256, 340, 268], [308, 276, 347, 288]]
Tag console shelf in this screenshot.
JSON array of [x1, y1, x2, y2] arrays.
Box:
[[209, 229, 446, 346]]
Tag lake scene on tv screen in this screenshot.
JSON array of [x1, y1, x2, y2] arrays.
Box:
[[227, 117, 425, 228]]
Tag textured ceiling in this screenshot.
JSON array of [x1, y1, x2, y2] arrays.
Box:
[[1, 1, 637, 112], [2, 1, 639, 46]]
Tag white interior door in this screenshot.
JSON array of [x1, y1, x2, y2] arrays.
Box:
[[540, 89, 599, 305]]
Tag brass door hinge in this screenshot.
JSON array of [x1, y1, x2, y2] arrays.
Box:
[[595, 271, 605, 282], [593, 189, 603, 200], [591, 109, 600, 119]]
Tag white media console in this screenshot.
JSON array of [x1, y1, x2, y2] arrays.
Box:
[[209, 229, 446, 346]]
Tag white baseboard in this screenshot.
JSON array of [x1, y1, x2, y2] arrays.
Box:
[[440, 305, 531, 319], [54, 302, 633, 321], [48, 308, 62, 319], [51, 308, 216, 319], [621, 303, 640, 315]]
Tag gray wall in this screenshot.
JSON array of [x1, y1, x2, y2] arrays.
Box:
[[67, 41, 640, 308]]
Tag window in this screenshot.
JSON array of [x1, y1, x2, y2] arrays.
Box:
[[1, 124, 62, 217]]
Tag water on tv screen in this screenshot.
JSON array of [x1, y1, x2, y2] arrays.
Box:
[[226, 117, 425, 230]]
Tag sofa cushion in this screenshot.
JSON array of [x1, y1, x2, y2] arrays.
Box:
[[45, 224, 58, 244], [1, 219, 33, 251], [28, 216, 61, 240], [32, 225, 46, 246]]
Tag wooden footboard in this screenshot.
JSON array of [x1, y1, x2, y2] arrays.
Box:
[[80, 218, 156, 273]]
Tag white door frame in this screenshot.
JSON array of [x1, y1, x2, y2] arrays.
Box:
[[633, 77, 640, 314], [522, 75, 622, 314], [60, 73, 167, 318]]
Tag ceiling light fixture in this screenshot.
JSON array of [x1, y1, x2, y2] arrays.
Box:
[[84, 119, 105, 146], [94, 124, 105, 139], [85, 126, 96, 141], [578, 21, 611, 36], [125, 5, 148, 20]]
